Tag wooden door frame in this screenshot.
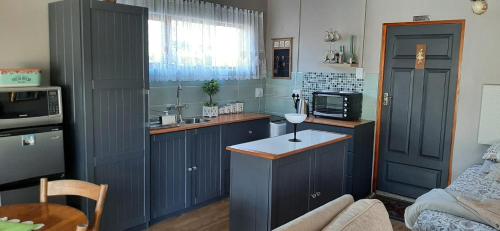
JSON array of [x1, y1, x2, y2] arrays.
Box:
[[372, 20, 466, 192]]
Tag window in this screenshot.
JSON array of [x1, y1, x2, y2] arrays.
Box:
[[128, 0, 266, 82], [169, 20, 242, 69], [148, 20, 164, 64]]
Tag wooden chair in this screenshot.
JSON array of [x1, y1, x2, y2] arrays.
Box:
[[40, 178, 108, 231]]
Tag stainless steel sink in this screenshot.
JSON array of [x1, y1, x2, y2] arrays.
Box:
[[183, 117, 210, 124], [149, 123, 181, 130]]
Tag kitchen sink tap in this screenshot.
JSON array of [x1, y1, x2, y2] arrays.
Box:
[[170, 84, 186, 123]]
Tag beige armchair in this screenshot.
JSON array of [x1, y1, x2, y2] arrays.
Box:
[[273, 195, 393, 231]]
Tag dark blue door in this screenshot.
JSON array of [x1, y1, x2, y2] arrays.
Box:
[[89, 2, 149, 229], [378, 22, 463, 198], [189, 127, 221, 205]]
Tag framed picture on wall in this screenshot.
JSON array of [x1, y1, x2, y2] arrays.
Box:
[[272, 38, 292, 79]]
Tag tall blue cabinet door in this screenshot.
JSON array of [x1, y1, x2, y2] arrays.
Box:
[[89, 2, 149, 230], [150, 132, 186, 220], [189, 127, 222, 205], [310, 143, 347, 210]]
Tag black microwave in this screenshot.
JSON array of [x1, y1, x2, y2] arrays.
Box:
[[312, 91, 362, 121]]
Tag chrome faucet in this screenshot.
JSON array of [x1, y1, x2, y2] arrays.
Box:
[[173, 84, 186, 123]]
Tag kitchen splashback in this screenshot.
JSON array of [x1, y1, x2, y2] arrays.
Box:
[[302, 72, 364, 104]]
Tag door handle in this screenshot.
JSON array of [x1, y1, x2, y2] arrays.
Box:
[[383, 93, 392, 106], [187, 167, 193, 172]]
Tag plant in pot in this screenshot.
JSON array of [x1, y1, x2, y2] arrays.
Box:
[[202, 79, 220, 117]]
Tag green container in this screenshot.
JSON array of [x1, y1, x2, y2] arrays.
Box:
[[0, 69, 41, 87]]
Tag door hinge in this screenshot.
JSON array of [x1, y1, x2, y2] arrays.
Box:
[[93, 157, 97, 167], [92, 80, 95, 90], [144, 89, 150, 95]]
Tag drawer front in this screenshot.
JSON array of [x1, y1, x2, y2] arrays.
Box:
[[246, 119, 270, 141]]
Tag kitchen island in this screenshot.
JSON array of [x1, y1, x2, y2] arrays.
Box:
[[227, 130, 351, 231]]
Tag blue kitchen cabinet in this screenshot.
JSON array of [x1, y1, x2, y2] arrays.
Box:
[[150, 131, 187, 221], [187, 126, 222, 206], [287, 121, 374, 199], [221, 119, 270, 195]]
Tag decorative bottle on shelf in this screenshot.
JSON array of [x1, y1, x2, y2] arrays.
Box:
[[349, 35, 357, 64], [339, 46, 345, 64]]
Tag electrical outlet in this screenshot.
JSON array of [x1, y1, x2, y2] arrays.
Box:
[[356, 68, 364, 80], [255, 88, 263, 98]]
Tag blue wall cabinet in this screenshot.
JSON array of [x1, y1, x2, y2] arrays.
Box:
[[49, 0, 150, 230]]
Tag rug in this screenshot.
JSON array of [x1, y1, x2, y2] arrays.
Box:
[[371, 194, 413, 222]]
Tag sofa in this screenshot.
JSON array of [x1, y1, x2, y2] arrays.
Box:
[[273, 194, 393, 231]]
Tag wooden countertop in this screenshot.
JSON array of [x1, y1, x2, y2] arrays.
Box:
[[227, 130, 352, 160], [303, 117, 373, 128], [150, 113, 271, 135]]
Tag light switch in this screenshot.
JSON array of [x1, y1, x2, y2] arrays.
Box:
[[255, 88, 263, 98]]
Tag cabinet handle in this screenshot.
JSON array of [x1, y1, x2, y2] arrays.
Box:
[[311, 194, 316, 199], [316, 192, 321, 197], [192, 166, 198, 171], [248, 130, 253, 134], [187, 167, 193, 172]]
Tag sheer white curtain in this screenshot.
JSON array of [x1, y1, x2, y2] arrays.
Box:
[[118, 0, 266, 82]]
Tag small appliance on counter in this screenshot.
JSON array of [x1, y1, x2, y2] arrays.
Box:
[[0, 86, 65, 205], [270, 116, 286, 137], [312, 91, 362, 121]]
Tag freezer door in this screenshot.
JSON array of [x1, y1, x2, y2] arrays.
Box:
[[0, 127, 65, 185]]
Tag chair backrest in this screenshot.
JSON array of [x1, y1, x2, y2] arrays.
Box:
[[40, 178, 108, 231]]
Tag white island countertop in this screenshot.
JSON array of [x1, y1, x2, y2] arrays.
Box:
[[226, 130, 352, 160]]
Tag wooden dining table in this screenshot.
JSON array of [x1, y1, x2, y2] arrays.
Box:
[[0, 203, 88, 230]]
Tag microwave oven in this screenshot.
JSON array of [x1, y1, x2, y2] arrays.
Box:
[[312, 91, 362, 121], [0, 86, 62, 130]]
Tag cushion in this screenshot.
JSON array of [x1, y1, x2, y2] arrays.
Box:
[[481, 160, 495, 174], [322, 199, 393, 231], [273, 195, 354, 231], [485, 163, 500, 182], [482, 143, 500, 162]]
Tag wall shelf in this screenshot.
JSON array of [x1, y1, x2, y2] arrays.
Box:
[[322, 63, 359, 68]]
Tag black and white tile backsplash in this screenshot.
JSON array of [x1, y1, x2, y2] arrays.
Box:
[[301, 72, 364, 104]]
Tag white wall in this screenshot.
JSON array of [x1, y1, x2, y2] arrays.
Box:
[[0, 0, 265, 86], [266, 0, 366, 73], [267, 0, 301, 73], [363, 0, 500, 180], [265, 0, 367, 116], [0, 0, 55, 85], [298, 0, 365, 72]]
